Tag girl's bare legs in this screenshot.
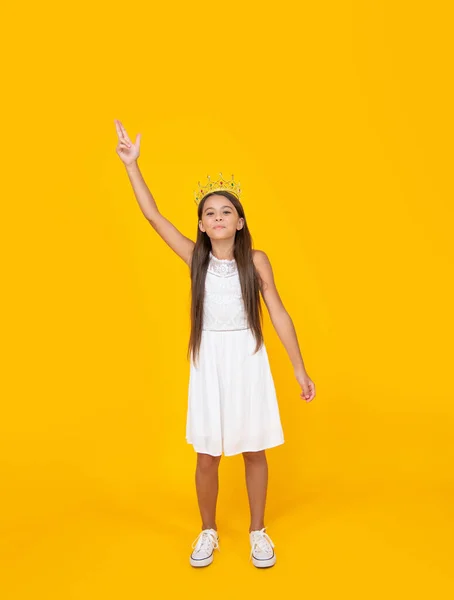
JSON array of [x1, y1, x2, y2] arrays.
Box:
[[243, 450, 268, 532], [195, 452, 222, 531]]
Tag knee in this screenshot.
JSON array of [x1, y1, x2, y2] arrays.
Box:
[[242, 449, 267, 463], [197, 452, 222, 470]]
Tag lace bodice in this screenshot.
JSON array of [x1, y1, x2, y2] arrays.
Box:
[[203, 252, 249, 331]]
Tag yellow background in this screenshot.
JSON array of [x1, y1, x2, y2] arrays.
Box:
[[1, 0, 453, 597]]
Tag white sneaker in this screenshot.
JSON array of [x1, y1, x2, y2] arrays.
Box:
[[249, 527, 276, 568], [189, 528, 220, 567]]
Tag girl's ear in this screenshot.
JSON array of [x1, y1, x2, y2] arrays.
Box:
[[199, 220, 205, 232], [237, 218, 245, 230]]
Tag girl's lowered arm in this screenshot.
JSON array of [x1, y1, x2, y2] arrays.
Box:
[[253, 250, 305, 372], [253, 250, 316, 402]]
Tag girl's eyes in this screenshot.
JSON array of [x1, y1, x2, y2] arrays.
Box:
[[207, 211, 231, 216]]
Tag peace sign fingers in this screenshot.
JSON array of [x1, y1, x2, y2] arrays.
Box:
[[114, 119, 140, 165], [114, 119, 132, 147]]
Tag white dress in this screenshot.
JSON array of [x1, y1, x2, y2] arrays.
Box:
[[186, 251, 285, 457]]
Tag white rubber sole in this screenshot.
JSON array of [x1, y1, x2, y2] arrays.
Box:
[[251, 552, 277, 568], [189, 537, 219, 568], [190, 553, 215, 567]]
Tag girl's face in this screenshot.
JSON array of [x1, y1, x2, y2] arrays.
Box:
[[199, 194, 244, 238]]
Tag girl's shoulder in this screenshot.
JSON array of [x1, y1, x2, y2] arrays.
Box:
[[251, 249, 273, 282], [251, 250, 284, 310], [252, 249, 268, 267]]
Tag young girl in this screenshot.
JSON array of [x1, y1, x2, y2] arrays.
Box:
[[114, 120, 316, 569]]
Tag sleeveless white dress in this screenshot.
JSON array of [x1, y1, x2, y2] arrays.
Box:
[[186, 251, 285, 456]]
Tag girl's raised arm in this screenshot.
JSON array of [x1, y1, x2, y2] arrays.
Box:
[[114, 120, 195, 267]]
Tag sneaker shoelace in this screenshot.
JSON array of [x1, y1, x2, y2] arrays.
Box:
[[250, 527, 275, 560], [192, 529, 220, 556]]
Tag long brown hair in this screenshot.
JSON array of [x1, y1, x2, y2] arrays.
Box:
[[187, 191, 264, 366]]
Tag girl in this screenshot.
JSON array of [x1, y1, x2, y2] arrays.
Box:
[[114, 120, 316, 569]]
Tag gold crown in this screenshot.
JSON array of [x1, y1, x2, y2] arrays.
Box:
[[194, 173, 241, 205]]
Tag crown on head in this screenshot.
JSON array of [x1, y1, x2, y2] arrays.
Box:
[[194, 172, 241, 205]]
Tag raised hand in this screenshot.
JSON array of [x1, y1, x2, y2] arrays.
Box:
[[114, 119, 141, 165]]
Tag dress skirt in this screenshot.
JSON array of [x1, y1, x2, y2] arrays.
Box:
[[186, 327, 285, 456]]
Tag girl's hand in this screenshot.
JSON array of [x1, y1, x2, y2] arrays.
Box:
[[295, 369, 316, 402], [114, 119, 141, 166]]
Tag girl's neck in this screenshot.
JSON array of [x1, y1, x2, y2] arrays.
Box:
[[210, 244, 235, 261]]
